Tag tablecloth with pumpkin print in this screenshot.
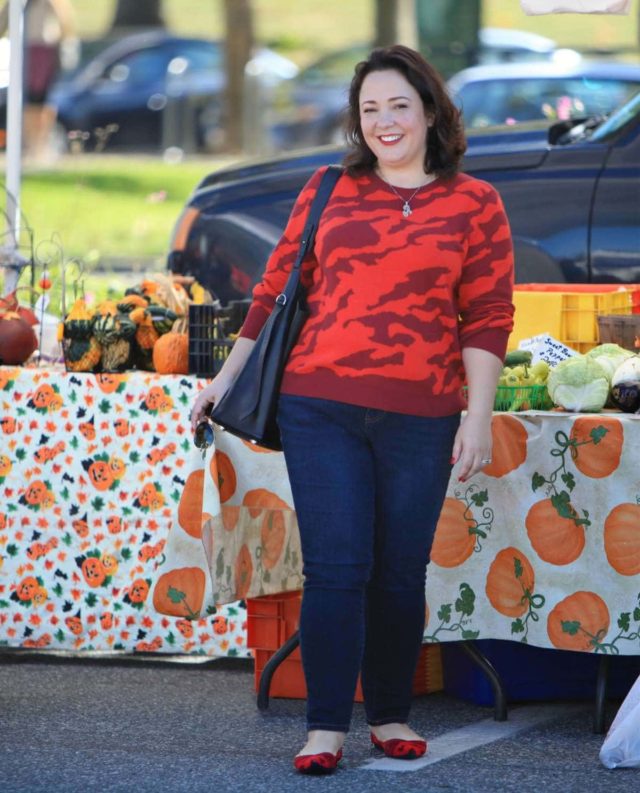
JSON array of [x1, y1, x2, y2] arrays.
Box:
[[0, 366, 248, 658], [156, 405, 640, 656]]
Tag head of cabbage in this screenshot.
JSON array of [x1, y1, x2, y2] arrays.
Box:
[[585, 343, 634, 382], [547, 355, 609, 412]]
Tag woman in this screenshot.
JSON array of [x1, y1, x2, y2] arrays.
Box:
[[191, 45, 514, 774]]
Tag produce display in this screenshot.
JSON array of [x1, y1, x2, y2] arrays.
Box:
[[546, 344, 640, 414], [58, 274, 199, 374]]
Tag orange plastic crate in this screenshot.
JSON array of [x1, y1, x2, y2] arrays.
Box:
[[248, 592, 442, 700], [253, 644, 442, 701]]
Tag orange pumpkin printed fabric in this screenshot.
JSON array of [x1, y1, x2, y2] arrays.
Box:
[[0, 367, 248, 658]]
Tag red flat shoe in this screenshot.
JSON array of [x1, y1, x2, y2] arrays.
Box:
[[371, 732, 427, 759], [293, 748, 343, 775]]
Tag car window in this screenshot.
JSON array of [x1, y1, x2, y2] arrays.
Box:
[[457, 76, 640, 127], [106, 47, 172, 87]]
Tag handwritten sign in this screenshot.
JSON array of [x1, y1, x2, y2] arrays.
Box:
[[518, 334, 580, 366]]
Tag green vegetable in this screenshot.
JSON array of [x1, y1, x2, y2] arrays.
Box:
[[504, 350, 533, 367], [547, 355, 609, 412], [585, 343, 634, 382]]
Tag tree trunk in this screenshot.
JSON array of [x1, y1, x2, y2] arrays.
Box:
[[223, 0, 254, 153], [109, 0, 165, 32], [374, 0, 399, 48]]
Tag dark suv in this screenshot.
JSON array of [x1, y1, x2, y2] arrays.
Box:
[[168, 91, 640, 305]]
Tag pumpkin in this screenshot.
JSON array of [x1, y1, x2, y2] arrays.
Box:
[[176, 619, 194, 638], [0, 312, 38, 364], [81, 557, 106, 587], [65, 615, 83, 635], [213, 616, 228, 635], [430, 497, 476, 568], [242, 488, 292, 518], [210, 451, 237, 503], [483, 415, 528, 478], [101, 554, 119, 575], [16, 576, 40, 601], [525, 498, 585, 566], [152, 566, 206, 619], [32, 384, 55, 408], [106, 515, 122, 534], [152, 331, 189, 374], [547, 591, 609, 651], [100, 613, 113, 630], [603, 502, 640, 576], [24, 480, 47, 505], [569, 417, 624, 479], [95, 373, 127, 393], [177, 470, 205, 538], [485, 547, 535, 617], [235, 544, 254, 599], [86, 460, 115, 491], [129, 579, 150, 603], [1, 416, 17, 434], [260, 509, 287, 570]]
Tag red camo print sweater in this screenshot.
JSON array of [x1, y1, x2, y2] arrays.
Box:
[[240, 166, 515, 417]]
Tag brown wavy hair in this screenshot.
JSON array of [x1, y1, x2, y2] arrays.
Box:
[[343, 45, 466, 180]]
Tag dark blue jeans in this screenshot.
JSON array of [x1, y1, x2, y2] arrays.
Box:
[[277, 394, 459, 732]]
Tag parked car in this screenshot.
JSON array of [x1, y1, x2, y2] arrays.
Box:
[[45, 31, 297, 152], [168, 90, 640, 304], [448, 60, 640, 129], [268, 30, 581, 150]]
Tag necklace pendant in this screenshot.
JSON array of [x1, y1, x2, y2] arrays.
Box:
[[402, 202, 412, 218]]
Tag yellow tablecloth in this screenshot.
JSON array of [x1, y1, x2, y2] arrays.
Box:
[[0, 366, 247, 658], [158, 407, 640, 656]]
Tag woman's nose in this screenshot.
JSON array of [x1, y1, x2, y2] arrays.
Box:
[[377, 108, 395, 126]]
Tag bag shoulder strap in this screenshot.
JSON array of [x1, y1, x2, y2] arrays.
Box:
[[293, 165, 343, 269]]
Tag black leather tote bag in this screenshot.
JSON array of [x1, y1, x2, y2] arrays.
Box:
[[209, 165, 342, 450]]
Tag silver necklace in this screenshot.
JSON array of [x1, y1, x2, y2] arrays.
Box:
[[379, 173, 436, 217]]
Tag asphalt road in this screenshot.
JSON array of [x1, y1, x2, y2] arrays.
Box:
[[0, 652, 639, 793]]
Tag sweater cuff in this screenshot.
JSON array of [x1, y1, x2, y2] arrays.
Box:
[[238, 303, 271, 341], [460, 328, 510, 361]]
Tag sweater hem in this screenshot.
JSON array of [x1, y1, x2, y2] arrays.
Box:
[[280, 370, 465, 417]]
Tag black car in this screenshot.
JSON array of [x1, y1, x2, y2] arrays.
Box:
[[47, 31, 297, 152], [168, 91, 640, 304]]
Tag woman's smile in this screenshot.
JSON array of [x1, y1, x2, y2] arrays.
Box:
[[359, 69, 432, 181]]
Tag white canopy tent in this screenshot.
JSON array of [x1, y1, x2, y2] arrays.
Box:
[[1, 0, 26, 297]]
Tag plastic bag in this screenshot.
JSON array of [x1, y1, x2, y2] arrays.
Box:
[[520, 0, 630, 13], [600, 674, 640, 769]]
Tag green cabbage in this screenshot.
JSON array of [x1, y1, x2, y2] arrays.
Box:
[[585, 343, 634, 382], [547, 355, 609, 412]]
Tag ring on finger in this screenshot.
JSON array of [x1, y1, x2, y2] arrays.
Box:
[[481, 458, 492, 464]]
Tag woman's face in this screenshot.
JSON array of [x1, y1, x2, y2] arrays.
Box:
[[359, 68, 432, 175]]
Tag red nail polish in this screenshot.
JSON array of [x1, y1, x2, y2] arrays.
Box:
[[458, 476, 466, 483], [449, 457, 456, 464]]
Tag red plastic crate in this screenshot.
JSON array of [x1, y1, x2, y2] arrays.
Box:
[[248, 592, 442, 700]]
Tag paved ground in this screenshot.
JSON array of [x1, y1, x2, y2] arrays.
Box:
[[0, 652, 638, 793]]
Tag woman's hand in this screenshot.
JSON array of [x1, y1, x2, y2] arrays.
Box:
[[450, 412, 493, 482], [190, 377, 231, 432]]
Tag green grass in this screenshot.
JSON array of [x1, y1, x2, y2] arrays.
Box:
[[19, 155, 234, 263]]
